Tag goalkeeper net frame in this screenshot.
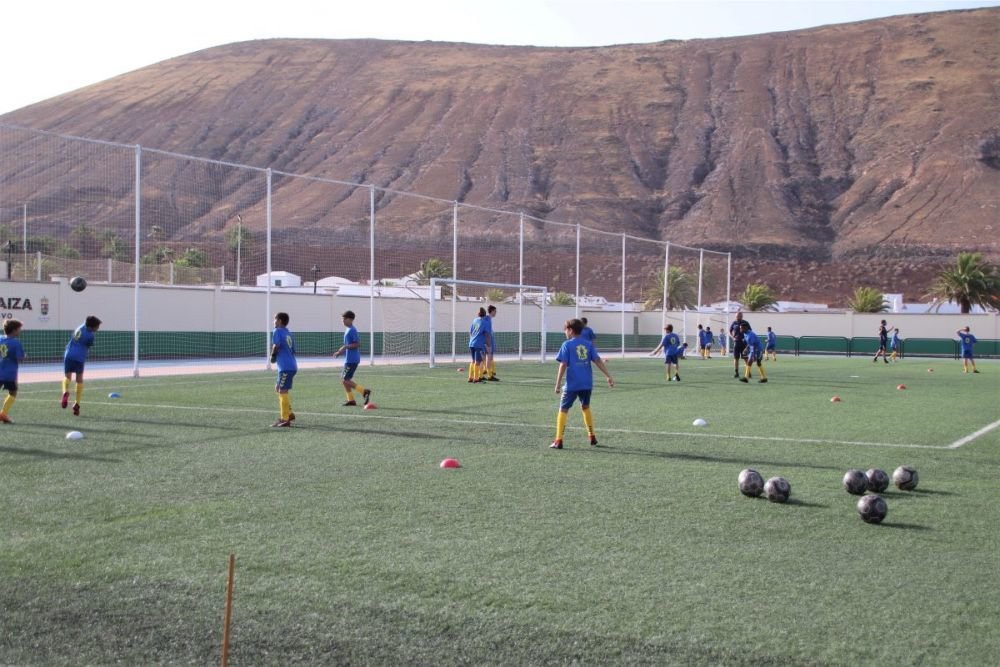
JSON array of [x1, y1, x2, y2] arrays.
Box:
[[429, 278, 549, 368]]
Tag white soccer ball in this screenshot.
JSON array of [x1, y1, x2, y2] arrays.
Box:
[[857, 494, 888, 524], [893, 465, 919, 491], [842, 469, 868, 495], [692, 418, 707, 427], [738, 468, 764, 497], [764, 476, 791, 503], [65, 431, 84, 441], [865, 468, 890, 493]]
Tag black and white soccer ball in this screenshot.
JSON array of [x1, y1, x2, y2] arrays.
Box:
[[764, 476, 790, 503], [738, 468, 765, 497], [893, 465, 919, 491], [842, 469, 868, 495], [857, 494, 888, 524], [70, 276, 87, 292], [865, 468, 890, 493]]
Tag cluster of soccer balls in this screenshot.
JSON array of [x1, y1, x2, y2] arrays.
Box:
[[738, 465, 919, 524]]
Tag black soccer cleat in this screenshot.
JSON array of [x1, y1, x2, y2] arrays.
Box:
[[739, 377, 749, 383], [549, 439, 563, 449], [342, 400, 357, 406], [362, 389, 372, 405], [589, 434, 598, 446], [759, 378, 768, 383]]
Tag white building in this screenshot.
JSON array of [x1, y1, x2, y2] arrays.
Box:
[[256, 271, 301, 288]]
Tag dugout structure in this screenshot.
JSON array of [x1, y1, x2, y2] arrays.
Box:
[[428, 278, 548, 368]]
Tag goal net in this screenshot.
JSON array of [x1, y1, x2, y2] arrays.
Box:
[[426, 278, 549, 368]]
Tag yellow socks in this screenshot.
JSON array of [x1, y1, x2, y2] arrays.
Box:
[[555, 411, 567, 441], [2, 394, 15, 414], [582, 406, 595, 436], [279, 393, 292, 420], [62, 377, 70, 394], [75, 383, 84, 404]]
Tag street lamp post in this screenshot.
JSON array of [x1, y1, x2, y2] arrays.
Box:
[[311, 265, 319, 294]]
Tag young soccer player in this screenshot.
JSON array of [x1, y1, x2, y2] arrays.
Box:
[[334, 310, 371, 406], [873, 319, 890, 363], [0, 319, 26, 424], [467, 307, 489, 383], [580, 317, 596, 345], [485, 305, 499, 381], [704, 326, 714, 358], [697, 324, 707, 359], [765, 326, 777, 362], [739, 321, 768, 383], [729, 312, 749, 378], [889, 328, 901, 362], [650, 324, 682, 382], [956, 326, 980, 373], [61, 315, 102, 416], [269, 312, 297, 427], [551, 318, 614, 449]]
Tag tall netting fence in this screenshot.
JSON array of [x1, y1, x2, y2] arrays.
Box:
[[1, 123, 732, 376]]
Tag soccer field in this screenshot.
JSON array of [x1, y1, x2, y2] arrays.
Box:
[[2, 356, 998, 665]]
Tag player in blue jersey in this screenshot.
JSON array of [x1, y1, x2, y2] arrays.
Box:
[[269, 312, 298, 427], [650, 324, 683, 382], [61, 315, 102, 416], [335, 310, 372, 406], [696, 324, 707, 359], [739, 321, 768, 383], [485, 305, 500, 381], [0, 319, 26, 424], [580, 317, 596, 345], [467, 307, 490, 383], [889, 327, 901, 362], [765, 326, 777, 362], [956, 326, 980, 373], [704, 326, 714, 358], [550, 318, 614, 449]]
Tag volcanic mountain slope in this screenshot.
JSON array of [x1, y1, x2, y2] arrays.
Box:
[[1, 7, 998, 303]]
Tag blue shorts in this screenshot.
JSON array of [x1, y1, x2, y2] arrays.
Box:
[[765, 344, 775, 351], [64, 359, 85, 375], [560, 388, 592, 411], [962, 350, 974, 359], [0, 379, 17, 393], [342, 362, 359, 381], [733, 341, 746, 358], [276, 369, 296, 392], [664, 354, 679, 365], [469, 347, 485, 363]]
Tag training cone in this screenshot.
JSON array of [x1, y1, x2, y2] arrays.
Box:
[[440, 458, 461, 469], [364, 402, 377, 410], [65, 431, 84, 441], [897, 384, 906, 390], [108, 392, 121, 399], [457, 367, 464, 373], [830, 396, 842, 403], [927, 368, 934, 373], [692, 418, 707, 427]]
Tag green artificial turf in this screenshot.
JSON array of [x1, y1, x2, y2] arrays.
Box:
[[2, 356, 998, 665]]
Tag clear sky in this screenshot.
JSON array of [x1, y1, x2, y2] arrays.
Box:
[[1, 0, 996, 115]]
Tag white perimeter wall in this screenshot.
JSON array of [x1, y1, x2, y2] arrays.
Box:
[[2, 279, 996, 341]]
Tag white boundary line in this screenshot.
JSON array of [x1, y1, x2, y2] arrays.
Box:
[[17, 398, 945, 450], [947, 419, 1000, 449]]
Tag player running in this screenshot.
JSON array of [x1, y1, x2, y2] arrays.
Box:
[[873, 319, 891, 363], [61, 315, 102, 416], [739, 321, 768, 383], [650, 324, 682, 382], [0, 319, 26, 424], [334, 310, 372, 406]]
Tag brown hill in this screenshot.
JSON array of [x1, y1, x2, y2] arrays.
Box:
[[1, 8, 998, 305]]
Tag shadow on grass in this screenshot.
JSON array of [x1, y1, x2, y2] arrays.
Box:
[[882, 488, 956, 497], [880, 521, 932, 531], [0, 444, 121, 463], [783, 497, 829, 508], [585, 445, 841, 472]]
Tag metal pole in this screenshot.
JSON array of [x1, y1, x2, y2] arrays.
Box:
[[697, 248, 704, 311], [265, 169, 272, 366], [620, 234, 626, 358], [575, 223, 581, 317], [235, 215, 242, 288], [21, 204, 26, 280], [725, 252, 732, 355], [429, 278, 437, 368], [369, 185, 376, 366], [132, 145, 141, 378], [518, 213, 524, 361], [662, 242, 670, 328], [451, 202, 458, 363]]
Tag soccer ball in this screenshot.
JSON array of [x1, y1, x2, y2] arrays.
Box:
[[842, 469, 868, 495], [764, 476, 791, 503], [865, 468, 890, 493], [857, 494, 888, 524], [893, 465, 919, 490], [738, 468, 764, 497], [70, 276, 87, 292]]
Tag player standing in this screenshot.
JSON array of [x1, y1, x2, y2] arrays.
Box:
[[729, 311, 749, 379], [551, 318, 614, 449], [61, 315, 102, 416], [704, 326, 714, 358], [269, 312, 297, 427], [485, 305, 499, 381], [334, 310, 372, 406], [580, 317, 596, 345], [0, 319, 26, 424], [873, 319, 891, 363], [650, 324, 682, 382], [765, 326, 777, 362], [739, 321, 768, 383], [889, 328, 901, 362], [467, 307, 489, 383], [956, 326, 980, 373]]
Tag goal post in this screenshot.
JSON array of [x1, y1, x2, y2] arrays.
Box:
[[429, 278, 548, 368]]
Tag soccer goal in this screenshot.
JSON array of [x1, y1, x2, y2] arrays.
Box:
[[428, 278, 549, 368]]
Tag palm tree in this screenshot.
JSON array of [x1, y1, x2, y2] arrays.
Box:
[[848, 287, 888, 313], [643, 266, 697, 310], [484, 288, 506, 303], [925, 252, 1000, 313], [739, 283, 779, 312], [415, 258, 453, 284]]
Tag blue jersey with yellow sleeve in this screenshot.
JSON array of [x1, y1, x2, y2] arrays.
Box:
[[64, 323, 96, 363], [344, 325, 361, 364], [0, 335, 25, 382], [469, 316, 488, 349], [272, 326, 297, 372], [556, 336, 601, 392], [660, 332, 681, 358]]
